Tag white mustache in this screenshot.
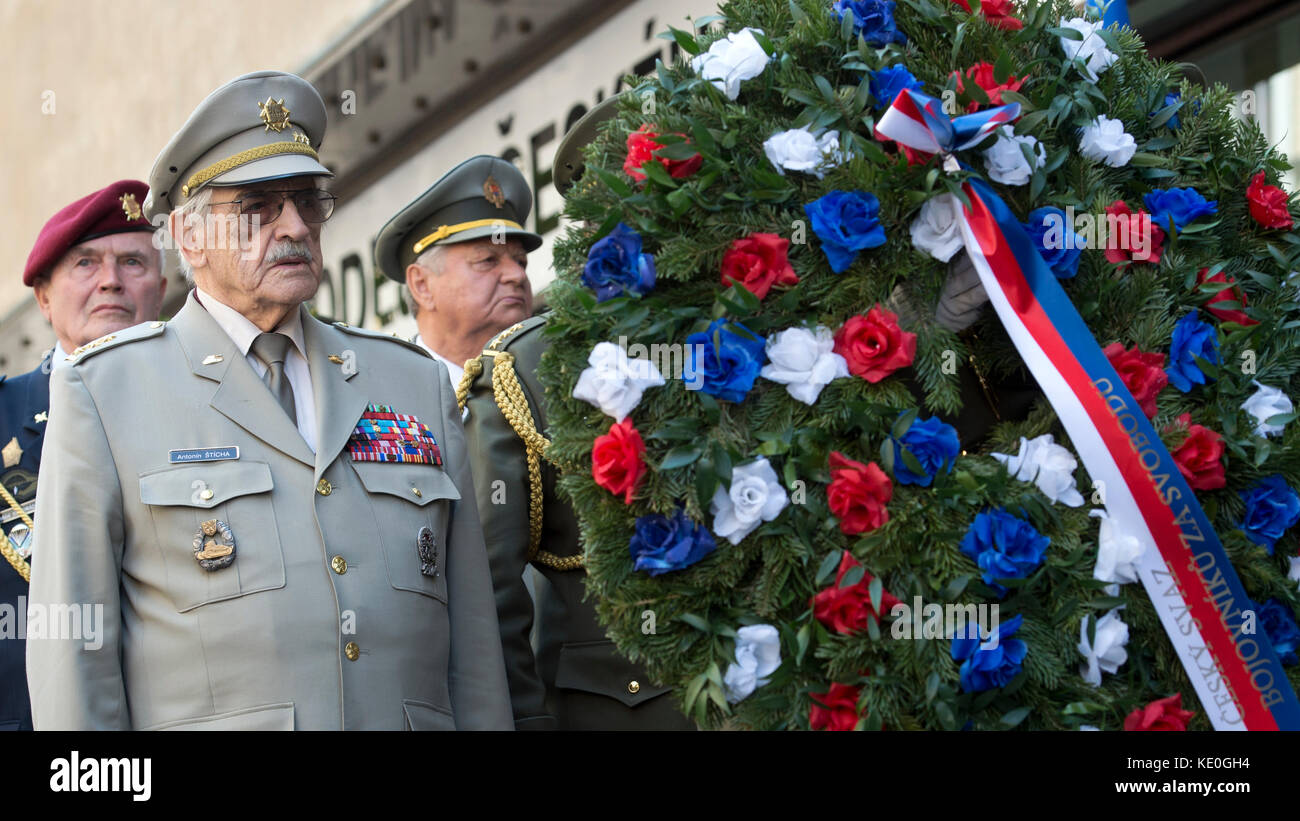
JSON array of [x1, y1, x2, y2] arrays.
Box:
[[266, 242, 315, 264]]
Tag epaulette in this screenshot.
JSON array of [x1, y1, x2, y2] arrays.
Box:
[[66, 320, 168, 365], [484, 315, 547, 354], [332, 321, 431, 358]]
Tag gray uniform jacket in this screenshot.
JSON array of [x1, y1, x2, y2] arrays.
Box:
[[26, 292, 511, 730]]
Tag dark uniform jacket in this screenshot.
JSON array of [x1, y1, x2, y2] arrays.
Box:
[[462, 316, 693, 730], [0, 362, 48, 731]]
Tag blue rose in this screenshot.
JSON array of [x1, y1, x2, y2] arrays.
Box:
[[684, 318, 766, 403], [581, 222, 656, 302], [1143, 187, 1218, 233], [869, 64, 923, 111], [629, 507, 717, 576], [804, 190, 888, 274], [833, 0, 906, 46], [891, 414, 960, 487], [1165, 312, 1219, 392], [1255, 598, 1300, 665], [1159, 91, 1182, 130], [951, 613, 1028, 693], [1239, 474, 1300, 555], [1022, 206, 1084, 279], [959, 509, 1050, 597]]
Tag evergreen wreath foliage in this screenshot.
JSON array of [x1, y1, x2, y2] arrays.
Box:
[[537, 0, 1300, 730]]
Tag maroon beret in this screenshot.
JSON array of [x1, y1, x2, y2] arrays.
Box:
[[23, 180, 156, 287]]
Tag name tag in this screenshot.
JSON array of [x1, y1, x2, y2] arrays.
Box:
[[168, 446, 240, 464]]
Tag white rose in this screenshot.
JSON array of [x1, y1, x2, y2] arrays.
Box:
[[690, 27, 770, 101], [982, 126, 1045, 187], [1059, 17, 1118, 82], [759, 326, 850, 405], [1241, 381, 1294, 438], [710, 457, 789, 546], [763, 127, 846, 180], [1089, 508, 1144, 595], [992, 434, 1085, 507], [1289, 556, 1300, 591], [723, 623, 782, 703], [1079, 115, 1136, 167], [1078, 608, 1129, 686], [571, 341, 666, 422], [910, 194, 966, 262]]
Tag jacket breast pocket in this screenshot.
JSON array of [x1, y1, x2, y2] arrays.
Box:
[[138, 461, 285, 612], [350, 461, 459, 603]]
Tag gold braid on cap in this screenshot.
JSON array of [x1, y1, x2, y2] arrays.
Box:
[[457, 323, 584, 571], [0, 483, 33, 582], [182, 141, 320, 197], [412, 219, 524, 256]]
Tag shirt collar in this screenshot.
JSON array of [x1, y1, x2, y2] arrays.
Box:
[[195, 287, 306, 358], [50, 342, 71, 370]]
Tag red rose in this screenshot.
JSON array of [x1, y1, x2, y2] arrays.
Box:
[[810, 682, 864, 731], [1170, 413, 1226, 491], [833, 304, 917, 383], [1103, 342, 1168, 419], [1247, 171, 1294, 230], [720, 233, 798, 300], [1124, 693, 1196, 731], [623, 125, 703, 183], [812, 550, 902, 635], [591, 418, 647, 504], [953, 62, 1023, 112], [1196, 267, 1259, 327], [1103, 200, 1165, 265], [949, 0, 1024, 30], [827, 452, 892, 535]]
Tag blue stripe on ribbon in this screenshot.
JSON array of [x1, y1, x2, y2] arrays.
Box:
[[968, 176, 1300, 728]]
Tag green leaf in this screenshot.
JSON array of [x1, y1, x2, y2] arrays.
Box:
[[679, 612, 711, 632], [1062, 700, 1102, 716], [662, 25, 700, 55], [1265, 412, 1298, 427], [999, 90, 1035, 110], [689, 119, 718, 157], [707, 682, 729, 712], [640, 158, 678, 188], [660, 444, 703, 470], [695, 457, 718, 507], [1178, 219, 1220, 234], [1048, 25, 1084, 40], [840, 564, 866, 588], [795, 622, 811, 665], [656, 141, 700, 161], [924, 672, 940, 704], [891, 408, 918, 439], [993, 49, 1014, 85], [950, 20, 967, 62], [816, 549, 844, 586], [1254, 438, 1272, 467], [899, 447, 925, 477], [933, 701, 957, 730], [1000, 706, 1032, 727], [1149, 100, 1184, 130], [1127, 152, 1168, 167], [593, 167, 632, 199], [943, 574, 971, 599], [685, 673, 707, 714], [713, 442, 733, 484], [751, 29, 776, 56], [880, 437, 896, 474], [814, 74, 836, 103], [665, 188, 692, 218], [840, 7, 856, 41], [868, 576, 883, 615], [788, 0, 807, 22], [705, 661, 724, 688]]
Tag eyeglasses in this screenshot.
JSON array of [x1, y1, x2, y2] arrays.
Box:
[[210, 189, 337, 224]]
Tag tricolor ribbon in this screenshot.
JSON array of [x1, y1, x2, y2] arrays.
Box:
[[879, 90, 1300, 730]]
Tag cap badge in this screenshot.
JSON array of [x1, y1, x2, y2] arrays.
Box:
[[120, 192, 143, 221], [482, 175, 506, 209], [257, 97, 292, 133], [2, 437, 21, 469], [291, 130, 311, 146]]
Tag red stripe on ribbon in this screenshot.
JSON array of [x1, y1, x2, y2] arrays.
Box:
[[962, 184, 1277, 730]]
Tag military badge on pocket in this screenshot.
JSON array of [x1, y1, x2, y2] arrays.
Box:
[[193, 519, 236, 571], [417, 526, 438, 578]]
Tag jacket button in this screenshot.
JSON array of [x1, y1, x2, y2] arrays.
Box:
[[344, 641, 360, 661], [627, 680, 640, 694], [331, 556, 347, 574], [411, 487, 422, 498], [199, 489, 214, 501], [316, 479, 332, 496]]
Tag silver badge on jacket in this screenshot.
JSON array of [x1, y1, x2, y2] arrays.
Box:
[[194, 519, 236, 571]]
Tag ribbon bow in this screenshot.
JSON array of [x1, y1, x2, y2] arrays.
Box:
[[875, 89, 1020, 171]]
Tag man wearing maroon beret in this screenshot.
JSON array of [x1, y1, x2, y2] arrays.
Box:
[[0, 179, 165, 731]]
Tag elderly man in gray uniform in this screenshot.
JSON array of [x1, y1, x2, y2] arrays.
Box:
[[376, 155, 537, 392], [26, 70, 511, 730]]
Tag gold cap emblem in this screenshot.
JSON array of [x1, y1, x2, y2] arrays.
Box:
[[482, 175, 505, 209], [2, 437, 21, 469], [120, 192, 143, 221], [258, 97, 292, 133]]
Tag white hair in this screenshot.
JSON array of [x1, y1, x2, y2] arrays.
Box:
[[404, 244, 447, 318], [168, 186, 214, 287]]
